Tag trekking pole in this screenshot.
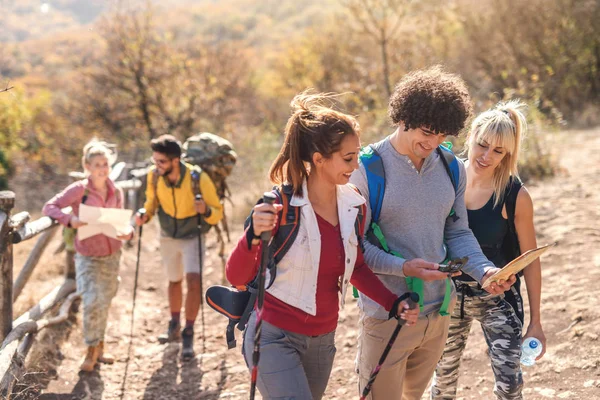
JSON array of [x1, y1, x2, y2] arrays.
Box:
[[249, 192, 277, 400], [120, 208, 145, 399], [360, 292, 420, 400], [195, 194, 206, 344]]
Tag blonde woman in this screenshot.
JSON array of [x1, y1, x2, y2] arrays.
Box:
[[432, 101, 545, 400], [43, 140, 133, 372]]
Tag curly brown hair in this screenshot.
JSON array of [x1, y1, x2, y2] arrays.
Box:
[[388, 65, 472, 137]]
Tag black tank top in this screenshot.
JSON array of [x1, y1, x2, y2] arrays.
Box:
[[457, 194, 509, 282]]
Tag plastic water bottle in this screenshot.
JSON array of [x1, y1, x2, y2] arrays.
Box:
[[521, 337, 543, 366]]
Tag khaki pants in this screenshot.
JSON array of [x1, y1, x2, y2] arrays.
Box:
[[356, 311, 452, 400]]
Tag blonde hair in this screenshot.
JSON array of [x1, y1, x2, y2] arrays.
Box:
[[465, 100, 527, 207], [81, 139, 117, 172]]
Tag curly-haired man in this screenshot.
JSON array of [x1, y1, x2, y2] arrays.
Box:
[[350, 66, 515, 399]]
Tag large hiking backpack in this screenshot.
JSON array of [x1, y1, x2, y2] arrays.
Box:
[[182, 132, 237, 201], [182, 132, 237, 261], [205, 184, 366, 349], [359, 143, 460, 315]]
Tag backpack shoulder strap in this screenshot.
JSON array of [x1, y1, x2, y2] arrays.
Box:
[[503, 176, 523, 261], [355, 202, 366, 252], [437, 145, 461, 222], [266, 184, 301, 288], [359, 145, 385, 224], [151, 168, 160, 211], [190, 165, 202, 197], [81, 188, 90, 205], [505, 176, 522, 223], [347, 183, 366, 247], [436, 145, 460, 192]]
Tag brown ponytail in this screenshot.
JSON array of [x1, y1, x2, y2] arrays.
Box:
[[269, 91, 360, 196]]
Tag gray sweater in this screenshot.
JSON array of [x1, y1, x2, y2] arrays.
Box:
[[350, 137, 495, 319]]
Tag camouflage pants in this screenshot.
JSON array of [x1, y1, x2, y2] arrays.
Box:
[[431, 284, 523, 400], [75, 251, 121, 347]]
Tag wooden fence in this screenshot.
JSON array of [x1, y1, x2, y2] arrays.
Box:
[[0, 177, 142, 397]]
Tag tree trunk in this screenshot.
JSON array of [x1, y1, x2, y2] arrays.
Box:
[[381, 36, 392, 98]]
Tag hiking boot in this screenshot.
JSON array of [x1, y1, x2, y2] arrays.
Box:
[[181, 327, 195, 361], [80, 345, 99, 372], [97, 341, 115, 364], [158, 320, 181, 344]]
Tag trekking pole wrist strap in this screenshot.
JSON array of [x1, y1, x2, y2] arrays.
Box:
[[389, 292, 411, 319]]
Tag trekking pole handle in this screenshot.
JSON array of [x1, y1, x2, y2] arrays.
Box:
[[398, 292, 420, 326], [406, 292, 419, 308], [135, 208, 147, 227], [261, 192, 277, 241]]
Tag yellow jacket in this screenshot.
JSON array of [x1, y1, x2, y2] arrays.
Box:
[[144, 162, 223, 239]]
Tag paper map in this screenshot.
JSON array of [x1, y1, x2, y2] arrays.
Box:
[[77, 204, 133, 240], [481, 242, 557, 288]]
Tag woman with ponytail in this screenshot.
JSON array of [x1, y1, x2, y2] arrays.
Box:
[[431, 101, 546, 400], [43, 139, 133, 372], [226, 91, 419, 399]]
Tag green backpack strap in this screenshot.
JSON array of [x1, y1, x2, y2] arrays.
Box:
[[370, 221, 427, 311], [438, 251, 453, 316]]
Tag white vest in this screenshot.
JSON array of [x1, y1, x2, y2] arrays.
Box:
[[266, 181, 366, 315]]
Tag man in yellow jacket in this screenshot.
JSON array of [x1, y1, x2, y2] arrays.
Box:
[[135, 134, 223, 360]]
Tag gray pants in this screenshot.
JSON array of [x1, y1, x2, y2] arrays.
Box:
[[431, 283, 523, 400], [75, 251, 121, 347], [243, 312, 336, 400]]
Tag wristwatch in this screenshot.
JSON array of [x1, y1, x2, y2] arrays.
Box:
[[203, 207, 212, 218]]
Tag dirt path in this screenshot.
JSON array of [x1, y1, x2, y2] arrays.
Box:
[[14, 129, 600, 399]]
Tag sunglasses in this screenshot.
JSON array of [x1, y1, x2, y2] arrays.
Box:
[[152, 157, 172, 166]]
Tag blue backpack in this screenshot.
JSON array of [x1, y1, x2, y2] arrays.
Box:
[[358, 143, 460, 315]]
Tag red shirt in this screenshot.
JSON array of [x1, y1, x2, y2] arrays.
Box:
[[227, 213, 398, 336]]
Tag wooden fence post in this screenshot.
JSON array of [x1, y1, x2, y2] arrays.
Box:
[[0, 191, 15, 342]]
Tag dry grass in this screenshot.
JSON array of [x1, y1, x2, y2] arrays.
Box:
[[4, 214, 75, 400], [11, 314, 78, 400]]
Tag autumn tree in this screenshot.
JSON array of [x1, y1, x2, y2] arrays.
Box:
[[74, 4, 257, 153], [341, 0, 417, 98], [455, 0, 600, 122]]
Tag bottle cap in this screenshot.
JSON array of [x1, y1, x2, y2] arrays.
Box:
[[529, 340, 538, 349]]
